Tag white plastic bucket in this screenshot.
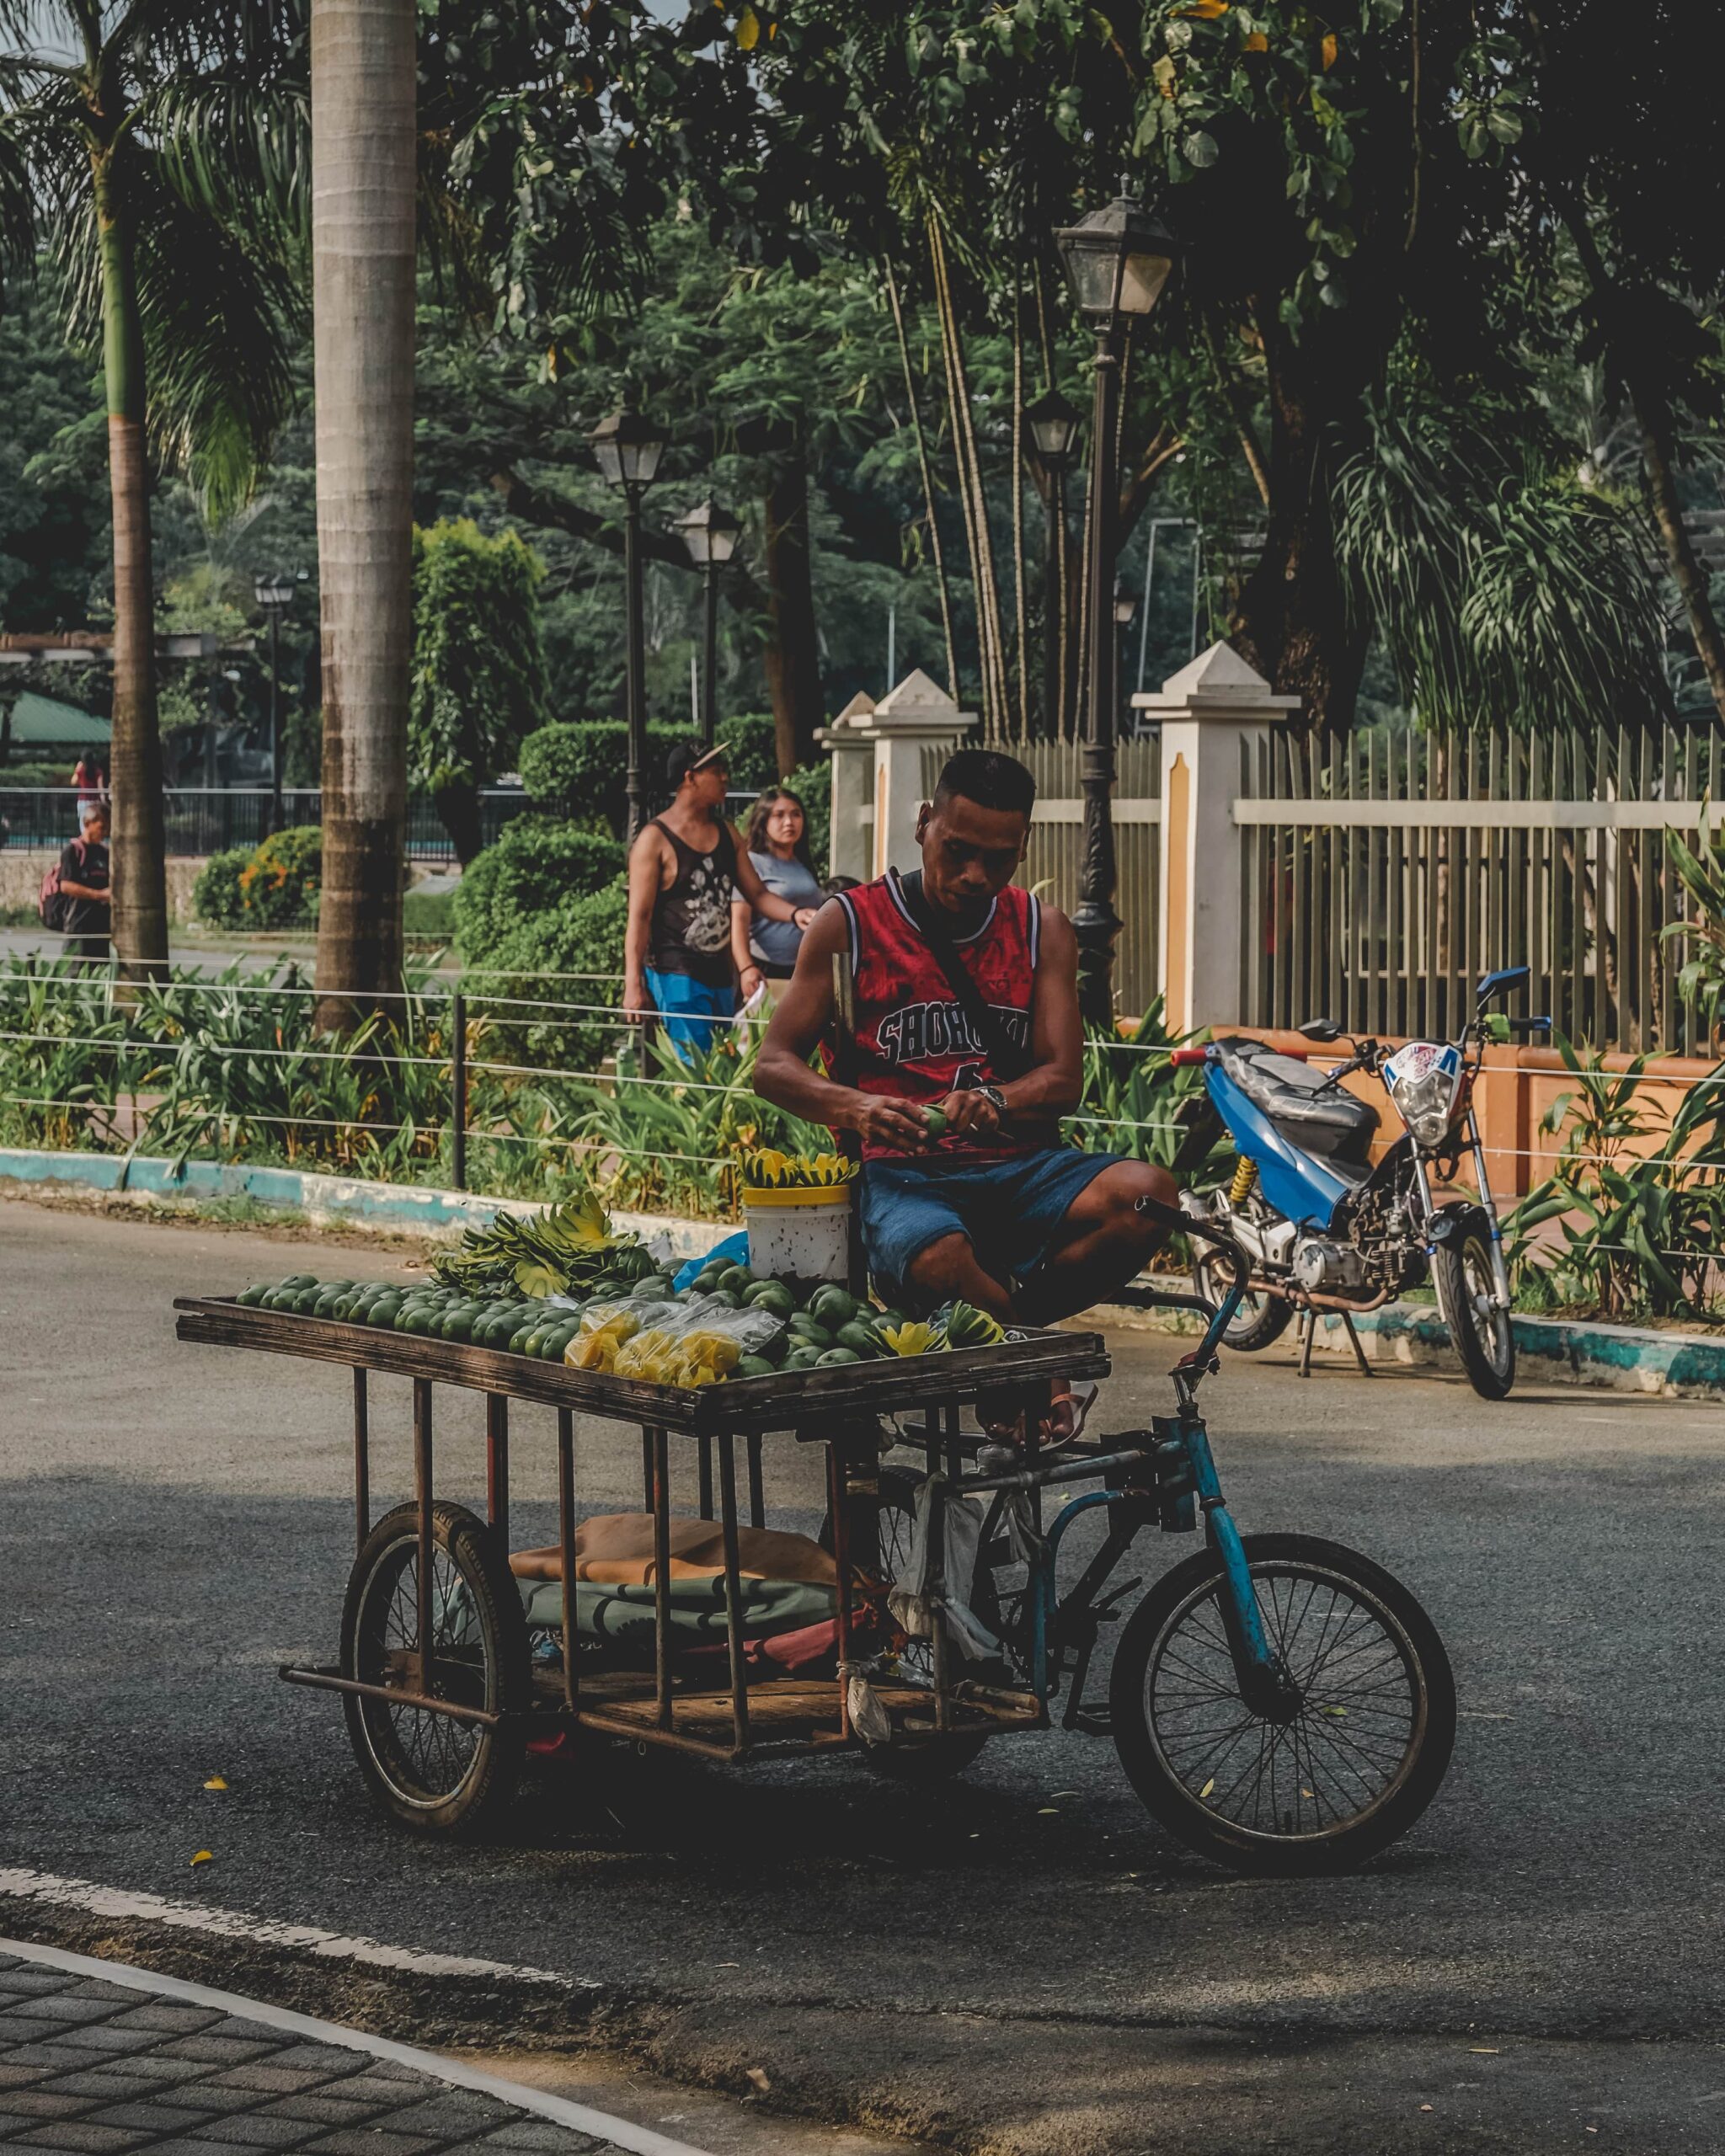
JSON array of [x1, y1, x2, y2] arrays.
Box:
[[744, 1185, 852, 1286]]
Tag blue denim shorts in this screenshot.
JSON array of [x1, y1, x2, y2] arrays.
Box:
[[858, 1149, 1126, 1303]]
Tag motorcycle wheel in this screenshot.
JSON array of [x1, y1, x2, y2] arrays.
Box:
[[1194, 1257, 1293, 1353], [1431, 1229, 1516, 1400]]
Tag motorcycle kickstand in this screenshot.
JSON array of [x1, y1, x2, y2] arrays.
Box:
[[1297, 1305, 1317, 1379], [1340, 1307, 1374, 1378]]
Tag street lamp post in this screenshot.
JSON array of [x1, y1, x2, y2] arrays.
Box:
[[1024, 388, 1080, 738], [673, 499, 743, 749], [1054, 183, 1181, 1026], [590, 407, 668, 842], [253, 570, 297, 835]]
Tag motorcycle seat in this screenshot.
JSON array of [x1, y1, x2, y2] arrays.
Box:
[[1213, 1038, 1379, 1167]]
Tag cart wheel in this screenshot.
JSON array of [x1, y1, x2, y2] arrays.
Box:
[[821, 1463, 991, 1780], [1108, 1534, 1455, 1876], [339, 1500, 529, 1836]]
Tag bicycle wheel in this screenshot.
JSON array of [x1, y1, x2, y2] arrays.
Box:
[[339, 1500, 529, 1836], [1431, 1230, 1515, 1400], [1109, 1533, 1455, 1876], [820, 1462, 991, 1779]]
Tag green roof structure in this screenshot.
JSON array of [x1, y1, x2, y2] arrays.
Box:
[[2, 690, 110, 749]]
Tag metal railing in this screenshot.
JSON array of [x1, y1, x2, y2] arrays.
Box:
[[0, 787, 533, 862]]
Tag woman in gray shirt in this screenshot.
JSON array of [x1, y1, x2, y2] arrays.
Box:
[[731, 787, 825, 1004]]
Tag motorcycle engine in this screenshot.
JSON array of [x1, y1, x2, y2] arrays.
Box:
[[1291, 1239, 1368, 1294]]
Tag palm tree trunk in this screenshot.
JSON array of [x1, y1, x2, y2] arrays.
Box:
[[92, 147, 168, 981], [1636, 387, 1725, 722], [758, 439, 823, 772], [311, 0, 414, 1027]]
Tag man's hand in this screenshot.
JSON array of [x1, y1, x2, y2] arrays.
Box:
[[936, 1088, 1001, 1139], [622, 980, 654, 1022], [853, 1094, 937, 1153]]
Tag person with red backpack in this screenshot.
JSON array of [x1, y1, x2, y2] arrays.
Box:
[[46, 798, 111, 963]]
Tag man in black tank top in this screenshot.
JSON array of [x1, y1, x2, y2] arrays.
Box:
[[625, 739, 819, 1059]]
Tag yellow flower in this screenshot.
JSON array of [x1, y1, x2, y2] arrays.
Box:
[[882, 1321, 943, 1358]]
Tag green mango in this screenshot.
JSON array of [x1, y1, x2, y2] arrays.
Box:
[[718, 1264, 754, 1294], [734, 1355, 777, 1379], [787, 1315, 833, 1349], [440, 1310, 476, 1342], [835, 1321, 884, 1358], [809, 1286, 862, 1329], [744, 1281, 796, 1319], [816, 1347, 862, 1367], [871, 1308, 909, 1334], [236, 1283, 268, 1308], [781, 1346, 823, 1371]]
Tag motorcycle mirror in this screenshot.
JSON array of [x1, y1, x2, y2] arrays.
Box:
[[1475, 964, 1530, 1004], [1296, 1017, 1343, 1043]]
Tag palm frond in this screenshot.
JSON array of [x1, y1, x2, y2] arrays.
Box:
[[136, 70, 309, 244], [1334, 389, 1670, 733]]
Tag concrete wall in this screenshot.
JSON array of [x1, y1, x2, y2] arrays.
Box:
[[0, 851, 206, 925]]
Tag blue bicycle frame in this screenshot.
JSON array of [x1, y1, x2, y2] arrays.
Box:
[[956, 1213, 1297, 1726]]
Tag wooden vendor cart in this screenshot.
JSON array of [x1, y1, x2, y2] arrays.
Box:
[[173, 1293, 1110, 1835]]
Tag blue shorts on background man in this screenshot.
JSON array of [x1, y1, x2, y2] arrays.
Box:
[[644, 966, 736, 1060], [859, 1148, 1127, 1307]]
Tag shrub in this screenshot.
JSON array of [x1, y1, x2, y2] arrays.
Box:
[[452, 816, 624, 958], [519, 711, 778, 831], [192, 828, 320, 931], [460, 878, 630, 1077], [192, 846, 253, 929]]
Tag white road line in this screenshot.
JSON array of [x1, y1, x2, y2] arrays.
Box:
[[1, 1935, 711, 2156], [0, 1865, 589, 1990]]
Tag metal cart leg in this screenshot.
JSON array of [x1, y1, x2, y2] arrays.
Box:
[[697, 1434, 713, 1520], [717, 1432, 750, 1753], [652, 1428, 673, 1730], [413, 1379, 433, 1687], [486, 1395, 510, 1545], [641, 1428, 655, 1509], [353, 1369, 370, 1550], [747, 1431, 765, 1529], [928, 1470, 951, 1732], [558, 1406, 576, 1714]]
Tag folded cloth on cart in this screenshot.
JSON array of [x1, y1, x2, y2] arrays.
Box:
[[517, 1573, 838, 1663], [510, 1513, 840, 1587]]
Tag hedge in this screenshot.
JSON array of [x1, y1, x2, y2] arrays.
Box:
[[451, 815, 624, 959], [461, 879, 630, 1075], [519, 712, 777, 829], [191, 826, 321, 931]]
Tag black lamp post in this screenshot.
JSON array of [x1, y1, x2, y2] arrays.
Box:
[[674, 499, 743, 749], [1055, 181, 1181, 1025], [1024, 387, 1080, 738], [590, 406, 668, 841], [253, 569, 296, 835]]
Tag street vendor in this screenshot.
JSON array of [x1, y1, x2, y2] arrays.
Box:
[[754, 747, 1178, 1339]]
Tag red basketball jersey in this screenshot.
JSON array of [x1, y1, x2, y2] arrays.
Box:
[[832, 873, 1042, 1161]]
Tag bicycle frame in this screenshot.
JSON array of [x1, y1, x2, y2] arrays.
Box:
[[954, 1209, 1300, 1728]]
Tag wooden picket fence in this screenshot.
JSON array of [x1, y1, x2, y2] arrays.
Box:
[[1237, 721, 1725, 1053]]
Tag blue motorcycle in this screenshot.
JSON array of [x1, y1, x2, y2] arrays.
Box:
[[1173, 968, 1547, 1401]]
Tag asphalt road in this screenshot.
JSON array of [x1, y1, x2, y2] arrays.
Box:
[[6, 1197, 1725, 2153]]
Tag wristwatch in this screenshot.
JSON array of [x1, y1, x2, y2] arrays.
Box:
[[964, 1080, 1007, 1113]]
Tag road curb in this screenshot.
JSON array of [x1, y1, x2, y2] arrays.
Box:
[[0, 1934, 712, 2156], [0, 1146, 729, 1262]]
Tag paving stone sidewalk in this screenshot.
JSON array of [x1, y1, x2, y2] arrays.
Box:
[[0, 1951, 637, 2156]]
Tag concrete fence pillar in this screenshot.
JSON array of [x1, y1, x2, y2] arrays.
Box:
[[1132, 642, 1298, 1035], [816, 670, 978, 883]]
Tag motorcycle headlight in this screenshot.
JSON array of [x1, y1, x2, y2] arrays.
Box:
[[1394, 1068, 1462, 1149]]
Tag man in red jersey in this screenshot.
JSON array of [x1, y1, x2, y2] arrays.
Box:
[[754, 749, 1177, 1343]]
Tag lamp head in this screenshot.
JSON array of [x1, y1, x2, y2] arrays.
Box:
[[1024, 387, 1081, 469], [674, 497, 743, 568], [590, 406, 667, 492], [1055, 181, 1182, 328]]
